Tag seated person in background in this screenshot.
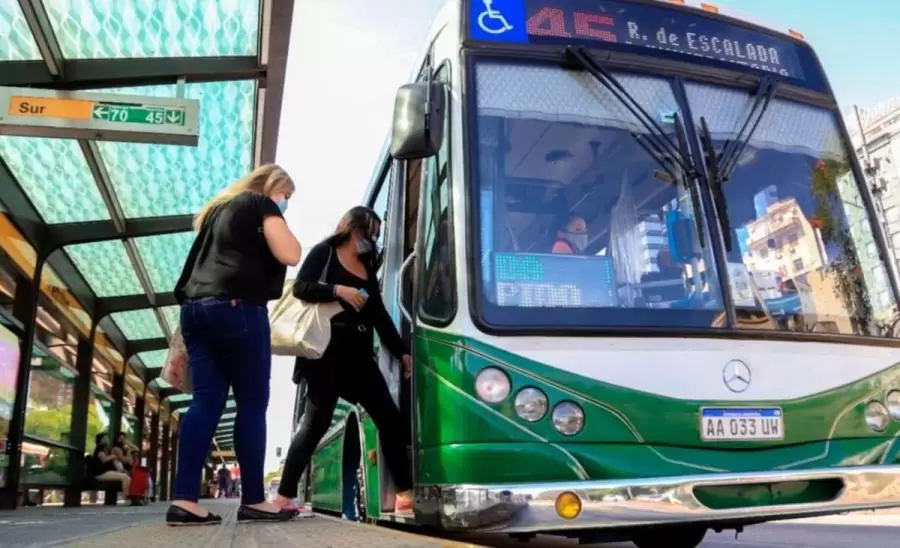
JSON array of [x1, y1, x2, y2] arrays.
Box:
[[551, 215, 588, 255], [112, 432, 136, 473], [90, 433, 131, 493]]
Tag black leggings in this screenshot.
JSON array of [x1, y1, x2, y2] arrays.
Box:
[[279, 351, 412, 499]]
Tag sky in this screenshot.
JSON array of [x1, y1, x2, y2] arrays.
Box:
[[263, 0, 900, 472]]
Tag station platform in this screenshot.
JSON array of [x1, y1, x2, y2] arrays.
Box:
[[1, 499, 479, 548]]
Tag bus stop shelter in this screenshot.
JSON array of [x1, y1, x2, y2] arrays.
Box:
[[0, 0, 293, 509]]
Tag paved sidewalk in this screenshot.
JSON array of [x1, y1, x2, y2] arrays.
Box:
[[0, 499, 474, 548], [0, 502, 164, 547]]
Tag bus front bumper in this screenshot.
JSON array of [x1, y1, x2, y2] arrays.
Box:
[[417, 465, 900, 533]]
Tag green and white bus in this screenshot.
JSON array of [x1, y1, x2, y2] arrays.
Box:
[[294, 0, 900, 545]]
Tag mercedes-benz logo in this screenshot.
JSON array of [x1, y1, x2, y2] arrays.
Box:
[[722, 360, 751, 393]]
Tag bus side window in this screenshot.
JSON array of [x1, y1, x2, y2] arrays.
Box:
[[370, 165, 392, 288], [418, 64, 456, 324]]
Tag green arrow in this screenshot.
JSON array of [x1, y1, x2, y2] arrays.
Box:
[[166, 109, 184, 125], [93, 106, 108, 119]]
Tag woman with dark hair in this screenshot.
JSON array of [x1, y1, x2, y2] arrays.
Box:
[[274, 206, 414, 514], [89, 433, 131, 493]]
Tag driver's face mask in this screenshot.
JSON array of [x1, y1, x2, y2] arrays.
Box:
[[563, 231, 588, 251]]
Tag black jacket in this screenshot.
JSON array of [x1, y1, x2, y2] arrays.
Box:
[[292, 242, 408, 383]]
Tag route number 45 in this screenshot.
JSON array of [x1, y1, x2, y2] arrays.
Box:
[[146, 110, 164, 124]]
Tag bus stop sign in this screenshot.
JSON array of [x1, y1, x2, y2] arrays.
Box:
[[0, 86, 200, 146]]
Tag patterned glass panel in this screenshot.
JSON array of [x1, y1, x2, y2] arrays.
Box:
[[169, 394, 192, 403], [66, 240, 142, 296], [137, 349, 167, 369], [43, 0, 259, 59], [0, 137, 109, 223], [96, 80, 256, 218], [134, 232, 194, 293], [110, 309, 163, 340], [160, 305, 179, 333], [0, 0, 41, 60]]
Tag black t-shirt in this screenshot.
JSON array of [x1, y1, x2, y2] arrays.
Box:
[[176, 192, 287, 306], [90, 446, 117, 477]]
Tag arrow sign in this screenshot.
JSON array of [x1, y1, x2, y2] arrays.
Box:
[[2, 86, 199, 146], [166, 109, 184, 125]]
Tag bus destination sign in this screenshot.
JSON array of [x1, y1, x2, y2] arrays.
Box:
[[469, 0, 807, 80]]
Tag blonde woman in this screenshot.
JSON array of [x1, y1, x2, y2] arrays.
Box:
[[167, 164, 302, 526]]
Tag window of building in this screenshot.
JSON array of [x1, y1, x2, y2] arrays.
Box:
[[793, 258, 804, 272], [868, 241, 878, 257]]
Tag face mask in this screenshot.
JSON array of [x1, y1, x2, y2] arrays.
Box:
[[276, 198, 288, 213], [563, 232, 588, 251], [356, 236, 375, 255]]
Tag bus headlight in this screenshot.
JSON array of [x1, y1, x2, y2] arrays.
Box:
[[475, 368, 511, 403], [552, 401, 584, 436], [886, 391, 900, 421], [865, 401, 890, 432], [514, 387, 548, 422]]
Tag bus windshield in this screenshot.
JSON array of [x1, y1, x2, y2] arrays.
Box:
[[471, 59, 898, 336]]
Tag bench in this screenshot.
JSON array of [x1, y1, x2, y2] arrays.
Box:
[[81, 455, 124, 506]]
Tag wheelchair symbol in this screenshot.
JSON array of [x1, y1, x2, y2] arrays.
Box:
[[477, 0, 514, 35]]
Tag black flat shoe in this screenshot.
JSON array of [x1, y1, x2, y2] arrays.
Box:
[[237, 505, 295, 523], [166, 505, 223, 526]]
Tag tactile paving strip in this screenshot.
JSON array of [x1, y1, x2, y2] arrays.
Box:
[[61, 506, 475, 548]]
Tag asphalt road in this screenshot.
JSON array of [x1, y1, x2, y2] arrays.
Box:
[[450, 512, 900, 547]]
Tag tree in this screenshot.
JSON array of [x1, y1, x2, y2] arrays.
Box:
[[810, 158, 875, 335], [22, 403, 108, 483]]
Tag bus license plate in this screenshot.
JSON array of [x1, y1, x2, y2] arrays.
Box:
[[700, 408, 783, 441]]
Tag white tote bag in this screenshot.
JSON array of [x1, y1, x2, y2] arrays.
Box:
[[270, 248, 343, 358]]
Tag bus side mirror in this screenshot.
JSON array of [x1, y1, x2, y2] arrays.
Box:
[[390, 83, 446, 160]]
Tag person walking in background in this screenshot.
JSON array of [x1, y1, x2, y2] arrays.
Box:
[[230, 464, 242, 498], [166, 164, 303, 526], [216, 464, 231, 499], [274, 206, 415, 514]]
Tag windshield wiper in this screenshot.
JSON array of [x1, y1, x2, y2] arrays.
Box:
[[565, 47, 706, 245], [566, 47, 696, 177], [699, 76, 779, 251]]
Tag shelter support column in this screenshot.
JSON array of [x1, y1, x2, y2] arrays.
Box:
[[169, 419, 178, 501], [109, 373, 124, 439], [148, 411, 160, 500], [0, 258, 46, 510], [64, 335, 97, 507], [159, 421, 170, 501], [134, 392, 145, 458]]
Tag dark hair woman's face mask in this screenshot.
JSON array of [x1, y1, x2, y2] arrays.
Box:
[[355, 235, 375, 255]]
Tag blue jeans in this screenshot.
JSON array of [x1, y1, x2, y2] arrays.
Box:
[[173, 298, 271, 505]]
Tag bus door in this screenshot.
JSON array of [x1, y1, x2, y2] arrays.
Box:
[[378, 63, 453, 511]]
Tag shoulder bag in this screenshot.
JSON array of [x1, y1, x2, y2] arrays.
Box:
[[270, 247, 343, 358]]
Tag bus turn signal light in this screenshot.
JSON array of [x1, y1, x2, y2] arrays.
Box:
[[700, 3, 719, 13], [789, 29, 805, 39], [555, 491, 582, 520]]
